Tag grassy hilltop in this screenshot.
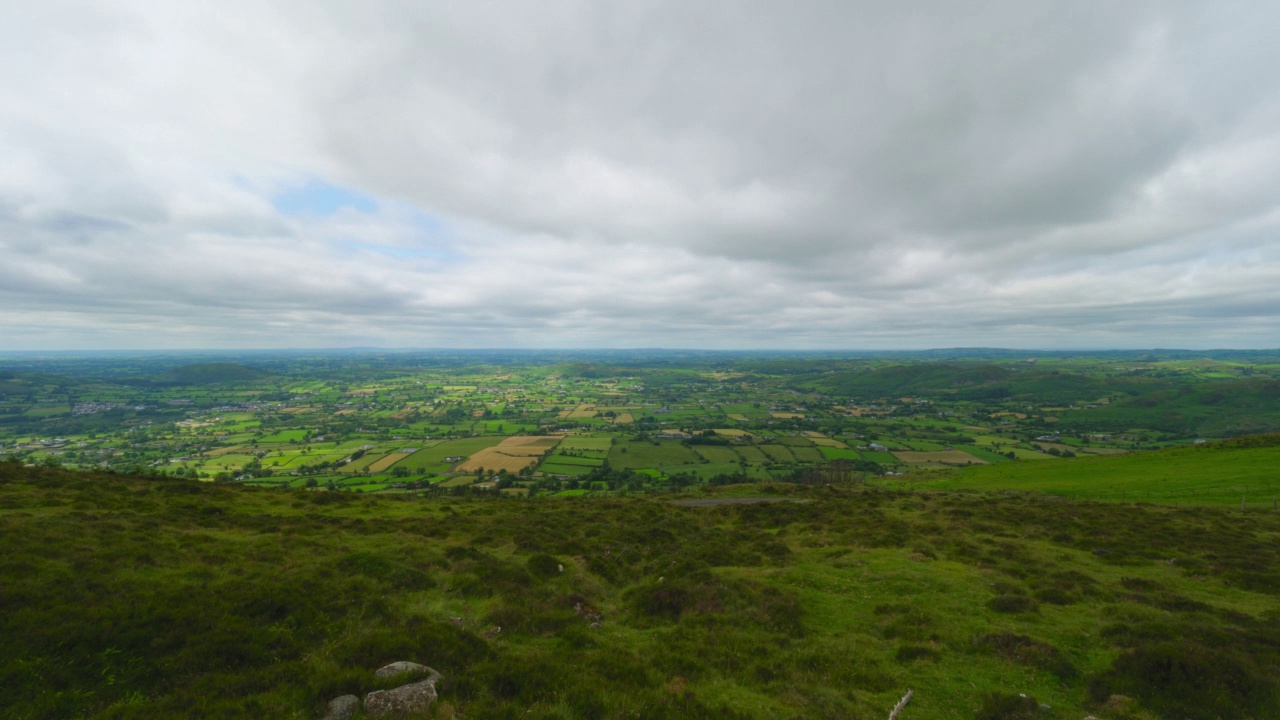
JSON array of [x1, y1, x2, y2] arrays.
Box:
[[4, 456, 1280, 719]]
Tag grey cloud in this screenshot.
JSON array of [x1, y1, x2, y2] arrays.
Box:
[[1, 1, 1278, 349]]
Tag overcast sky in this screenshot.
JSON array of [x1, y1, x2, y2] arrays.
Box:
[[2, 1, 1279, 350]]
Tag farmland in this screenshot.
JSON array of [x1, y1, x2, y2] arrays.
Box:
[[1, 348, 1279, 498]]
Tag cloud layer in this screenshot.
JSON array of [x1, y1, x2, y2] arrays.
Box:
[[3, 1, 1279, 349]]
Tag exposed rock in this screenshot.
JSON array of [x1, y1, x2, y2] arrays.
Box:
[[574, 601, 604, 625], [373, 661, 440, 684], [364, 678, 439, 718], [320, 694, 359, 720]]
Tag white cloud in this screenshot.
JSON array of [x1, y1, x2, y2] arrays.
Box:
[[1, 1, 1279, 350]]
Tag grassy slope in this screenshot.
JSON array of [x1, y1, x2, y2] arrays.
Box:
[[910, 434, 1280, 505], [2, 462, 1280, 719]]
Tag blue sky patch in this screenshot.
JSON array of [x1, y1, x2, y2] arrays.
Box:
[[272, 178, 378, 216]]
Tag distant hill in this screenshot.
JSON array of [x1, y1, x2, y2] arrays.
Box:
[[160, 363, 270, 385], [796, 363, 1015, 397], [1055, 379, 1280, 437]]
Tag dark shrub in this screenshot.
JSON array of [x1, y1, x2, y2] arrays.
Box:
[[978, 632, 1077, 679], [895, 644, 941, 663], [1033, 587, 1075, 605], [988, 594, 1038, 614], [526, 553, 561, 578], [1089, 641, 1276, 720], [975, 692, 1043, 720], [632, 584, 690, 620]]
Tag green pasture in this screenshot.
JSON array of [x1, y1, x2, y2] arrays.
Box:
[[952, 445, 1014, 463], [660, 461, 744, 479], [608, 440, 699, 470], [734, 445, 769, 463], [559, 436, 613, 451], [818, 446, 863, 461], [538, 462, 594, 476], [691, 445, 742, 464], [543, 454, 602, 467], [789, 446, 825, 463], [758, 444, 795, 462], [912, 438, 1280, 506]]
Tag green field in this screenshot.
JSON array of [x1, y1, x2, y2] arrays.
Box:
[[607, 440, 700, 470], [559, 436, 613, 452], [912, 435, 1280, 506], [537, 461, 595, 476], [542, 454, 602, 467], [758, 444, 795, 462], [690, 445, 742, 464], [818, 446, 863, 461]]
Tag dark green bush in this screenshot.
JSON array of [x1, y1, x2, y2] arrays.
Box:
[[977, 632, 1077, 679], [988, 594, 1038, 614], [526, 553, 561, 578], [1089, 641, 1276, 720], [975, 692, 1044, 720]]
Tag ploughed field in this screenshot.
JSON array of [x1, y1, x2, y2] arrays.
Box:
[[3, 460, 1280, 719]]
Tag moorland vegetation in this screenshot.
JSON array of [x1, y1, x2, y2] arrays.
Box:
[[4, 455, 1280, 719]]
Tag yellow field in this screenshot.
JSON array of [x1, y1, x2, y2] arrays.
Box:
[[454, 448, 542, 474], [204, 445, 249, 457], [567, 404, 598, 419], [454, 436, 561, 473], [612, 413, 633, 424], [770, 412, 804, 419], [498, 436, 562, 449], [367, 452, 412, 473], [713, 428, 752, 437], [727, 413, 749, 421], [893, 450, 987, 465], [810, 438, 849, 449]]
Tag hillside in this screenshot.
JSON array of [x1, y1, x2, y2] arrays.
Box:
[[1055, 380, 1280, 437], [795, 364, 1166, 405], [908, 432, 1280, 505], [4, 461, 1280, 718]]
